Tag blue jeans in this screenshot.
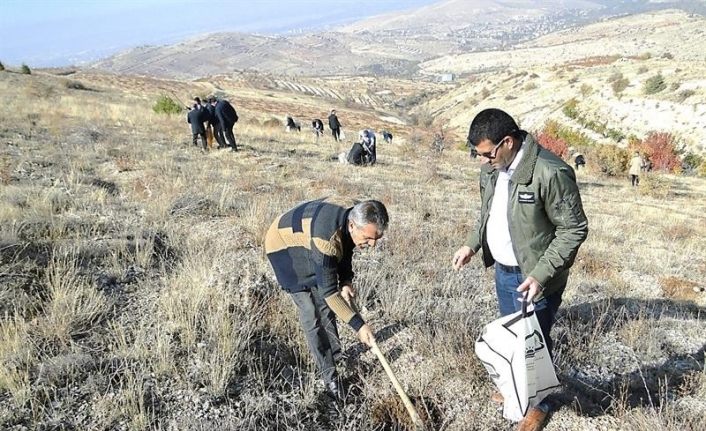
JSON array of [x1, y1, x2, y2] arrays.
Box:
[[494, 263, 564, 357]]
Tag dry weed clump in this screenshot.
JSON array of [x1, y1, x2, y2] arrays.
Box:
[[659, 276, 701, 301]]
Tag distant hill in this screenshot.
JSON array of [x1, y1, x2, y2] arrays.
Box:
[[90, 0, 704, 78]]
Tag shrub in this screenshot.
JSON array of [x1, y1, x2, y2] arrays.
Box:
[[670, 82, 680, 91], [638, 173, 672, 199], [152, 95, 182, 115], [542, 119, 595, 149], [682, 152, 704, 175], [523, 82, 538, 91], [607, 71, 623, 83], [643, 74, 667, 94], [64, 80, 90, 91], [676, 89, 695, 102], [0, 61, 4, 71], [661, 52, 674, 59], [480, 87, 491, 99], [20, 64, 31, 74], [612, 77, 629, 95], [698, 160, 706, 178], [590, 144, 629, 176], [536, 132, 568, 158], [262, 117, 283, 128], [637, 66, 648, 74], [562, 98, 579, 119], [634, 132, 681, 172], [580, 84, 593, 97]]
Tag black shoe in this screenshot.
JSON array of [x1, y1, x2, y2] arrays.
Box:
[[325, 381, 344, 402]]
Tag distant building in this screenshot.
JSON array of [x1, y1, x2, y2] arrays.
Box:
[[438, 73, 455, 82]]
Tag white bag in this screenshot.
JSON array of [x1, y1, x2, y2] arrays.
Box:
[[339, 129, 346, 141], [474, 303, 560, 422]]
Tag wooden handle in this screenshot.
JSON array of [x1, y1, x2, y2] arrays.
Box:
[[371, 341, 423, 428]]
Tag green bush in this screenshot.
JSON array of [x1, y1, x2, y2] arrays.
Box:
[[590, 144, 629, 176], [152, 95, 182, 115], [562, 98, 580, 119], [0, 61, 4, 71], [21, 63, 31, 74], [682, 152, 704, 175], [643, 74, 667, 95]]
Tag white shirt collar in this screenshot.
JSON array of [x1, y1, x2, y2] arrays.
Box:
[[502, 142, 524, 175]]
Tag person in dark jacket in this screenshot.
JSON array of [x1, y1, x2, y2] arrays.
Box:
[[265, 198, 388, 401], [213, 98, 238, 151], [206, 97, 225, 149], [360, 129, 376, 165], [452, 108, 588, 430], [187, 103, 207, 150], [285, 115, 301, 132], [346, 142, 366, 165], [328, 109, 341, 142], [381, 130, 393, 144], [312, 118, 325, 142]]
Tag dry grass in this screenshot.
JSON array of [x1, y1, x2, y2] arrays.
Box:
[[0, 70, 705, 430]]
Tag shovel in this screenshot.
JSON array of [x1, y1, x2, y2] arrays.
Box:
[[348, 295, 423, 429], [370, 339, 424, 429]]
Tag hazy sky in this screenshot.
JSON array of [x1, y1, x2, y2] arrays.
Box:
[[0, 0, 439, 67]]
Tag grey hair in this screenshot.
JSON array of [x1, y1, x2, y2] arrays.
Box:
[[348, 200, 389, 232]]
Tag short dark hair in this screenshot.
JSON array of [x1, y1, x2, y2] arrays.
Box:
[[349, 200, 389, 233], [194, 97, 201, 104], [467, 108, 520, 147]]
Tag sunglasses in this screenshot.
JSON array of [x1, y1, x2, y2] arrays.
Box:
[[476, 137, 508, 159]]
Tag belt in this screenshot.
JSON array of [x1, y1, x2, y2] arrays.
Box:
[[496, 262, 522, 274]]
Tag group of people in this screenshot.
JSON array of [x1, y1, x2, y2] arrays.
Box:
[[265, 108, 588, 431], [186, 96, 238, 152]]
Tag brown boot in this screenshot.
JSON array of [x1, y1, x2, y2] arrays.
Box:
[[490, 391, 504, 404], [516, 407, 548, 431]]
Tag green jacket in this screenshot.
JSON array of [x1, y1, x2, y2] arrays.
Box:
[[465, 133, 588, 300]]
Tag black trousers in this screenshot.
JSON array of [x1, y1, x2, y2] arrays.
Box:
[[631, 174, 639, 186], [192, 132, 207, 149], [331, 127, 340, 141], [209, 123, 225, 148], [221, 124, 237, 150]]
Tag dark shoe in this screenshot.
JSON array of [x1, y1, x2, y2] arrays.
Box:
[[516, 407, 548, 431], [325, 381, 344, 402], [490, 391, 504, 404]]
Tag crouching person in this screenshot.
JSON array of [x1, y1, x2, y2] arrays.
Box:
[[264, 198, 389, 401]]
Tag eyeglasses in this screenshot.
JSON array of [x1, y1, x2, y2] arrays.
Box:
[[476, 137, 507, 159]]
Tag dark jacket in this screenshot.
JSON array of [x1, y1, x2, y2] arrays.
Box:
[[215, 100, 238, 127], [328, 113, 341, 130], [347, 142, 365, 165], [206, 104, 219, 126], [313, 119, 324, 131], [464, 132, 588, 300], [187, 108, 206, 134], [264, 198, 363, 331]]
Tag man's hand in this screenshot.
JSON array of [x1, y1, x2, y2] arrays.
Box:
[[341, 285, 355, 307], [452, 246, 475, 270], [357, 324, 376, 347], [516, 276, 543, 304]]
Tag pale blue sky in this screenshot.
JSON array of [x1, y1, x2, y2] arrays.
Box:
[[0, 0, 437, 67]]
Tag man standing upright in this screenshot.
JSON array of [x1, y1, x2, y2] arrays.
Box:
[[328, 109, 342, 142], [187, 103, 207, 150], [214, 97, 238, 151], [207, 97, 226, 149], [452, 108, 588, 431], [628, 151, 645, 187], [265, 198, 388, 401]]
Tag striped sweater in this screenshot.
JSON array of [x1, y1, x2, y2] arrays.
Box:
[[264, 198, 363, 331]]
